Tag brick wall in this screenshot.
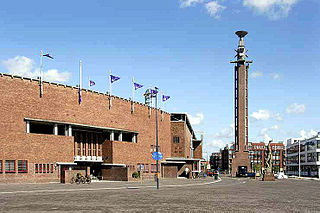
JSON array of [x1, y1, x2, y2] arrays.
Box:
[[0, 74, 171, 183], [171, 121, 192, 158]]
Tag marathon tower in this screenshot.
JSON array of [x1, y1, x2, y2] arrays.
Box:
[[231, 31, 252, 177]]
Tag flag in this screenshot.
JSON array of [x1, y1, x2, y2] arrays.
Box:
[[110, 75, 120, 83], [78, 89, 82, 104], [43, 54, 54, 59], [134, 82, 143, 90], [162, 95, 170, 102], [89, 80, 95, 86], [150, 89, 158, 96]]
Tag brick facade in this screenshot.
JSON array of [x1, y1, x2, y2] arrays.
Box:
[[0, 73, 171, 183]]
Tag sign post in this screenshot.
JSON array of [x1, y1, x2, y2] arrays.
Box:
[[140, 164, 143, 184]]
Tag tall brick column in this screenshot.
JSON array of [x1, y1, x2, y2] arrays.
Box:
[[231, 31, 252, 177]]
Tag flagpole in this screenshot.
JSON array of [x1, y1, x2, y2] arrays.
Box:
[[132, 77, 135, 113], [79, 60, 82, 104], [88, 76, 90, 88], [132, 77, 135, 102], [40, 50, 43, 97], [161, 90, 164, 110], [109, 69, 112, 109]]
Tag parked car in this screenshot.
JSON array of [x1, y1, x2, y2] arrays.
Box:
[[275, 172, 288, 179], [207, 169, 214, 176]]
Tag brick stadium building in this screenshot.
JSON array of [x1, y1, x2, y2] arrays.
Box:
[[0, 73, 203, 183]]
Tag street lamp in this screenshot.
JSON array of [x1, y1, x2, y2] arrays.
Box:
[[154, 87, 159, 189], [298, 140, 301, 178]]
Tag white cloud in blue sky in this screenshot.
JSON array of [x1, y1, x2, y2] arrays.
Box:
[[2, 56, 71, 82], [205, 1, 226, 19], [286, 103, 306, 114], [243, 0, 300, 20], [250, 71, 263, 79], [187, 113, 204, 125]]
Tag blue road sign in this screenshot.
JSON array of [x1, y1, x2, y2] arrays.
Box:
[[152, 152, 163, 160]]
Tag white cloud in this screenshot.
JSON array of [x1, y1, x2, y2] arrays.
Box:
[[187, 113, 204, 125], [44, 69, 71, 82], [273, 113, 283, 121], [243, 0, 299, 20], [250, 71, 263, 79], [286, 103, 306, 114], [214, 124, 234, 139], [299, 129, 317, 139], [180, 0, 203, 8], [263, 133, 273, 142], [251, 109, 271, 121], [205, 1, 226, 19], [206, 139, 227, 151], [260, 125, 279, 135], [2, 56, 36, 78], [250, 109, 283, 122], [2, 56, 70, 83], [270, 73, 281, 80]]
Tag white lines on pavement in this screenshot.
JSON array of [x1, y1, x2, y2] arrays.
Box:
[[0, 179, 221, 195]]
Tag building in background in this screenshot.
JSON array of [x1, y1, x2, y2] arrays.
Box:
[[210, 152, 222, 171], [221, 143, 234, 174], [286, 134, 320, 178], [220, 141, 285, 174]]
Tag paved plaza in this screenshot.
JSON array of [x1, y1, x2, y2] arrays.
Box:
[[0, 177, 319, 212]]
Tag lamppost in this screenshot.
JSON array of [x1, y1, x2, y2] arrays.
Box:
[[154, 87, 159, 189], [298, 140, 301, 178]]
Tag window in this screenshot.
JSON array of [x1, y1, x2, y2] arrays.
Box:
[[35, 164, 39, 173], [43, 164, 46, 173], [50, 164, 54, 173], [151, 164, 157, 173], [98, 144, 102, 156], [77, 143, 81, 155], [122, 132, 133, 142], [150, 145, 155, 152], [83, 142, 86, 156], [57, 124, 66, 136], [29, 122, 54, 135], [144, 164, 149, 173], [47, 164, 50, 173], [173, 136, 180, 144], [88, 134, 92, 156], [0, 160, 2, 173], [5, 160, 15, 173], [18, 160, 28, 173], [114, 132, 120, 141], [93, 143, 96, 156], [39, 164, 42, 173]]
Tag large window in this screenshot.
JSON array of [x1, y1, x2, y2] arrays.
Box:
[[29, 122, 54, 135], [5, 160, 15, 173], [18, 160, 28, 173], [173, 136, 180, 144], [122, 133, 134, 142], [35, 164, 39, 173], [0, 160, 2, 173]]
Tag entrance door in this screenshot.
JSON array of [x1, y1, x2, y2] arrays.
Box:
[[90, 165, 102, 180]]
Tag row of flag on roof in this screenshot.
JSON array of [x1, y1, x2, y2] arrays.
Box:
[[38, 51, 170, 104], [88, 73, 170, 102]]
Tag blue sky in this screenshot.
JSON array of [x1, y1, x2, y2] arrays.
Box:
[[0, 0, 319, 154]]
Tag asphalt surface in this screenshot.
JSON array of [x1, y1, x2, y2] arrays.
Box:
[[0, 177, 319, 212]]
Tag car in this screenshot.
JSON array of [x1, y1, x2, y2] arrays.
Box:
[[207, 169, 214, 176], [276, 172, 288, 179]]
